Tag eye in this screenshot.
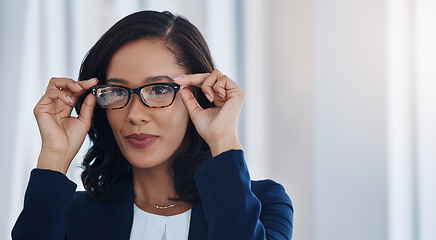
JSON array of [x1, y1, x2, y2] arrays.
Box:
[[112, 88, 127, 96], [150, 85, 171, 95]]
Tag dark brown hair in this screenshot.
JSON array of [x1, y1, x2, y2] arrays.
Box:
[[75, 10, 215, 201]]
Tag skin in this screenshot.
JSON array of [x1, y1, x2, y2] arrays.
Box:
[[34, 38, 245, 216]]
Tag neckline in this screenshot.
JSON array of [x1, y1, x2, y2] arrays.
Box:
[[133, 203, 192, 217]]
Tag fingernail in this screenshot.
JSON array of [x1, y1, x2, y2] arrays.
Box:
[[205, 93, 213, 102], [88, 77, 98, 82], [173, 75, 187, 81], [75, 83, 83, 90], [218, 93, 225, 99], [67, 96, 73, 103]]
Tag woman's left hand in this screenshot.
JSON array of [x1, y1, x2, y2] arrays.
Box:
[[174, 70, 245, 157]]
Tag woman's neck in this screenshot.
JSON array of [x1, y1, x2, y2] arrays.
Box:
[[131, 163, 191, 216]]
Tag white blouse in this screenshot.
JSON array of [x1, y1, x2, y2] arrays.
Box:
[[129, 204, 191, 240]]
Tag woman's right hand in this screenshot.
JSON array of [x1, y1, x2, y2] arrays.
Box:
[[34, 77, 98, 175]]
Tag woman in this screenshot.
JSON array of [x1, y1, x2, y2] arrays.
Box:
[[12, 10, 293, 239]]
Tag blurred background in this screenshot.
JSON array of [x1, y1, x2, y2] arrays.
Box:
[[1, 0, 436, 239]]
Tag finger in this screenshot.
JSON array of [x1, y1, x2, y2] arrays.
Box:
[[213, 75, 231, 99], [76, 77, 99, 91], [77, 93, 96, 129], [173, 73, 211, 87], [47, 77, 83, 93], [44, 89, 75, 107], [45, 86, 89, 108], [178, 88, 204, 119], [68, 78, 98, 101], [47, 77, 98, 99], [71, 78, 99, 100], [174, 70, 224, 102], [200, 71, 224, 102], [174, 73, 214, 102]]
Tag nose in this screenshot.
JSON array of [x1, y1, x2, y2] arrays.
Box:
[[126, 94, 151, 125]]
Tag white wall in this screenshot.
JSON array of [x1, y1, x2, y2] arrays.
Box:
[[0, 0, 26, 239], [266, 0, 389, 239], [414, 1, 436, 239], [265, 1, 315, 239], [313, 0, 388, 239]]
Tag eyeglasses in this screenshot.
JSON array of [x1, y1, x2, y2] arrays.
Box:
[[91, 83, 181, 109]]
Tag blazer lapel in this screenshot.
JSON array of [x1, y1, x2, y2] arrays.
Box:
[[100, 170, 135, 239], [188, 201, 208, 240]]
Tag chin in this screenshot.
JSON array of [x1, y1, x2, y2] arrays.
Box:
[[125, 151, 174, 170], [129, 158, 170, 170]]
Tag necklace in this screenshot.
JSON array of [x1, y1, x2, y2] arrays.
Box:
[[135, 197, 178, 210]]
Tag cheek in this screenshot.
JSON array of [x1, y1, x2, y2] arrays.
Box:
[[174, 96, 190, 124], [165, 99, 190, 133], [161, 98, 190, 145], [106, 110, 126, 140]]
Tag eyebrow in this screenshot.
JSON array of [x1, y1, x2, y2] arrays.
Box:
[[107, 75, 173, 85]]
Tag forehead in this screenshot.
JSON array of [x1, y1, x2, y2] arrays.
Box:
[[106, 39, 185, 85]]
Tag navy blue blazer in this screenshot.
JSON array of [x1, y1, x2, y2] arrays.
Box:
[[12, 150, 293, 239]]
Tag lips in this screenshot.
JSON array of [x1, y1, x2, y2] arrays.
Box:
[[125, 133, 158, 148]]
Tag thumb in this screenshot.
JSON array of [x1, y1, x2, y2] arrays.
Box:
[[179, 88, 203, 119], [77, 93, 96, 129]]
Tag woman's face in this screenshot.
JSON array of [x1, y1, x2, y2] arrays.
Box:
[[105, 38, 190, 169]]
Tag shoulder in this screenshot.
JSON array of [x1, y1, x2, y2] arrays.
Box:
[[251, 179, 294, 231], [251, 180, 294, 238], [69, 191, 107, 217], [251, 179, 283, 192], [72, 191, 91, 206], [251, 179, 293, 209], [70, 189, 129, 212], [69, 190, 120, 221], [70, 191, 99, 217], [66, 191, 100, 236]]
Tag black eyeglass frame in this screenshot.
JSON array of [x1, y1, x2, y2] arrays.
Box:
[[91, 82, 181, 109]]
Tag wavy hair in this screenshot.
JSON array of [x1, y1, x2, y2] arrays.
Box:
[[75, 10, 215, 202]]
